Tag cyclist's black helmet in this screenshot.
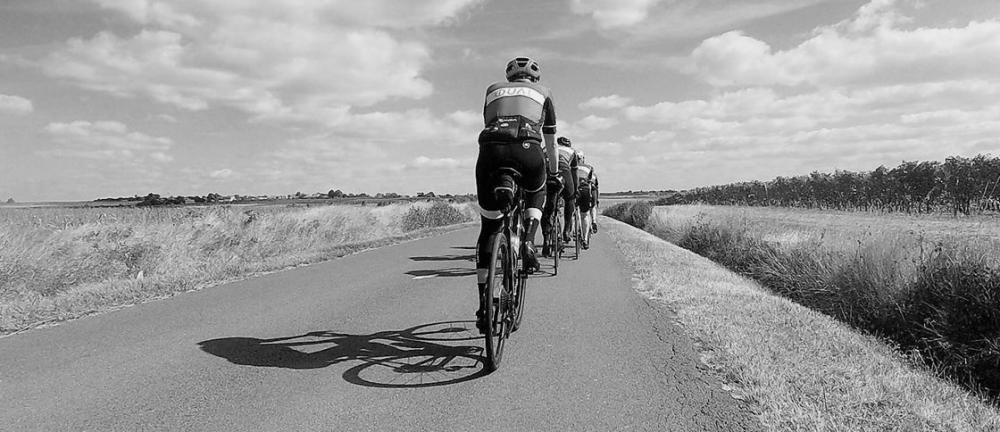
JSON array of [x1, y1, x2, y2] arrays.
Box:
[[557, 136, 571, 146], [506, 57, 541, 82]]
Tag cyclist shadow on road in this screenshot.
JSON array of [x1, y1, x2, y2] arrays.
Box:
[[406, 268, 477, 278], [409, 253, 475, 262], [198, 321, 487, 388], [405, 250, 476, 278]]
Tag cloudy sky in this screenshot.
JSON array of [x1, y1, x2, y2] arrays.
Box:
[[2, 0, 999, 201]]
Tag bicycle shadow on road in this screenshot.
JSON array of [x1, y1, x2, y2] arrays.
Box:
[[405, 268, 476, 278], [406, 250, 476, 278], [409, 254, 475, 262], [197, 321, 487, 388]]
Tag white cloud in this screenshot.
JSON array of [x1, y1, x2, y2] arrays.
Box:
[[42, 0, 480, 123], [685, 1, 1000, 87], [209, 168, 234, 179], [0, 94, 33, 115], [579, 94, 632, 110], [583, 141, 623, 157], [41, 120, 173, 164], [616, 79, 1000, 187], [574, 115, 619, 134], [571, 0, 828, 39], [408, 156, 468, 170], [324, 109, 481, 146], [570, 0, 664, 29], [557, 114, 620, 139]]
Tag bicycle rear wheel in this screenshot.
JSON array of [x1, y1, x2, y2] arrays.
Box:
[[483, 232, 511, 372], [512, 236, 529, 331], [573, 209, 582, 258], [552, 211, 561, 275]]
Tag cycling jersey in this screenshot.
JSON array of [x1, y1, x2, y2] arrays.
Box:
[[480, 81, 556, 144], [556, 145, 579, 172], [577, 163, 594, 185]]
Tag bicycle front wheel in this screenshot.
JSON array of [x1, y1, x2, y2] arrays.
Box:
[[483, 232, 511, 372]]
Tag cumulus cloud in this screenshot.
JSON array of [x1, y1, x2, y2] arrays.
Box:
[[249, 106, 481, 194], [600, 0, 1000, 190], [0, 94, 34, 115], [573, 115, 620, 135], [617, 79, 1000, 186], [209, 168, 234, 179], [41, 120, 173, 164], [579, 94, 632, 110], [408, 156, 469, 170], [685, 0, 1000, 87], [570, 0, 664, 29], [41, 0, 480, 123], [571, 0, 828, 38]]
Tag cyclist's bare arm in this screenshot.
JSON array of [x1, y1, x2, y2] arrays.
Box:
[[544, 134, 557, 175], [542, 95, 557, 175]]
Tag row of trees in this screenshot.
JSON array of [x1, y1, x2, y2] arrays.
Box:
[[657, 154, 1000, 215], [97, 190, 476, 207]]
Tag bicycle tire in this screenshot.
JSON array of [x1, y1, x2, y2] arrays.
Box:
[[511, 242, 526, 332], [553, 211, 561, 275], [573, 209, 582, 258], [483, 232, 510, 372]]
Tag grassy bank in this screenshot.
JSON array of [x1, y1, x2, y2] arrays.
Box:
[[605, 202, 1000, 400], [603, 216, 1000, 431], [0, 201, 475, 334]]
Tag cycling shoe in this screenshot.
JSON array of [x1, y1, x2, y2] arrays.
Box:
[[524, 243, 540, 274]]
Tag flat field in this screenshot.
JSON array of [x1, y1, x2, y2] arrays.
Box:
[[653, 204, 1000, 244]]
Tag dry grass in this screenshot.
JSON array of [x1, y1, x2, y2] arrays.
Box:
[[604, 216, 1000, 431], [640, 205, 1000, 396], [0, 201, 476, 334]]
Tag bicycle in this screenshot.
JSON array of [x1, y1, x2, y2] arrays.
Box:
[[544, 187, 564, 275], [572, 205, 582, 259], [481, 168, 529, 372]]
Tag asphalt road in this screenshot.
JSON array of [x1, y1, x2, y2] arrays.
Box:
[[1, 224, 758, 431]]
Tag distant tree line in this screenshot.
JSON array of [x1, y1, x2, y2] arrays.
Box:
[[656, 154, 1000, 215], [94, 190, 477, 206]]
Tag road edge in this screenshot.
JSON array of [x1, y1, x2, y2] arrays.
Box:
[[600, 216, 1000, 430]]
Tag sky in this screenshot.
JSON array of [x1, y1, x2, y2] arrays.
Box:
[[1, 0, 999, 201]]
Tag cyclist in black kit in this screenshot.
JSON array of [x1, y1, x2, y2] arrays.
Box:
[[474, 57, 559, 333], [541, 136, 578, 256], [576, 151, 598, 249]]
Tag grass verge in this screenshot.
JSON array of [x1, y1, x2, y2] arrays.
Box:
[[637, 205, 1000, 399], [1, 201, 475, 334], [604, 216, 1000, 431]]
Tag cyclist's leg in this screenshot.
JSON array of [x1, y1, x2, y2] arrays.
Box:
[[591, 185, 599, 232], [512, 140, 546, 273], [540, 183, 558, 256], [560, 167, 575, 241], [475, 143, 507, 332], [580, 193, 592, 247]]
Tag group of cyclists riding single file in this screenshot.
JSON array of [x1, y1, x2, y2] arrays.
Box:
[[473, 57, 601, 370]]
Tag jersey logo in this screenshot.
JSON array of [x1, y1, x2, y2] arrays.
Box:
[[485, 86, 546, 106]]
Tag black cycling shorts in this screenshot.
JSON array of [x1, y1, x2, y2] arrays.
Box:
[[577, 182, 593, 212], [476, 140, 546, 213]]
